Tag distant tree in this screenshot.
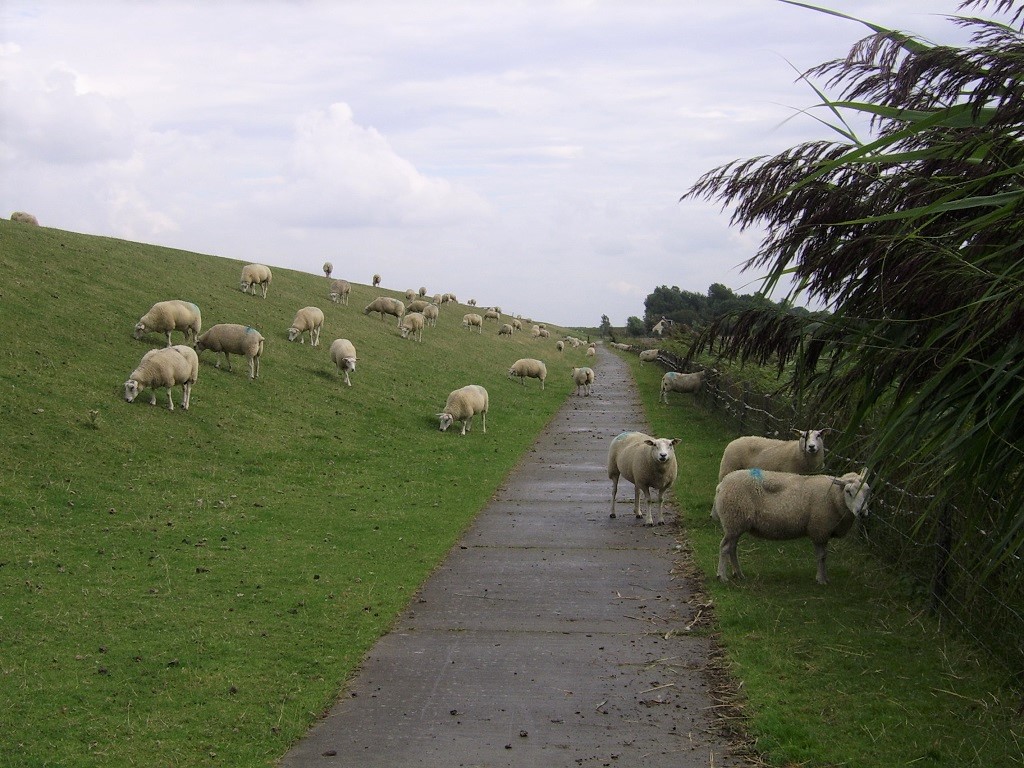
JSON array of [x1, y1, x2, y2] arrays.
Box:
[[625, 316, 646, 336], [599, 314, 612, 337]]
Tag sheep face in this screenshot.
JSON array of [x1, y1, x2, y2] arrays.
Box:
[[645, 437, 678, 464], [838, 471, 871, 519], [438, 413, 455, 432], [132, 321, 147, 340], [124, 379, 141, 402], [797, 429, 826, 457], [287, 327, 301, 342]]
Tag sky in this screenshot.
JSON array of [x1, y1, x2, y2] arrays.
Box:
[[0, 1, 970, 327]]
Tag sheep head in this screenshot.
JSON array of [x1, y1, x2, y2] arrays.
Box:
[[834, 469, 871, 519], [124, 379, 141, 402], [643, 437, 681, 463], [795, 429, 826, 456], [438, 413, 455, 432]]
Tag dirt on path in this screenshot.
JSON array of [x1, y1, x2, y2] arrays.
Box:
[[279, 347, 751, 767]]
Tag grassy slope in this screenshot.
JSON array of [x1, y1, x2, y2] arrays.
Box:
[[0, 220, 589, 767], [621, 352, 1022, 768]]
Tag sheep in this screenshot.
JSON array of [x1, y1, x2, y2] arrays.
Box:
[[484, 308, 501, 322], [432, 293, 443, 305], [323, 262, 333, 279], [329, 338, 357, 386], [638, 349, 659, 365], [239, 264, 272, 298], [287, 306, 324, 346], [329, 279, 351, 305], [11, 211, 39, 225], [406, 299, 431, 314], [508, 358, 547, 389], [373, 273, 381, 287], [660, 370, 704, 403], [556, 340, 564, 352], [586, 346, 596, 357], [571, 366, 595, 396], [467, 299, 477, 306], [363, 296, 405, 326], [498, 323, 514, 337], [442, 293, 458, 304], [405, 289, 416, 301], [607, 431, 680, 526], [133, 300, 202, 346], [418, 286, 427, 297], [437, 384, 489, 436], [422, 303, 439, 327], [712, 468, 870, 585], [718, 429, 827, 481], [463, 313, 483, 333], [195, 323, 265, 379], [399, 311, 426, 342], [538, 328, 550, 339], [511, 318, 523, 331], [123, 344, 199, 411]]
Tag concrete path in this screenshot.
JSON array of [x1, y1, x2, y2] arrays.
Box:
[[280, 348, 746, 767]]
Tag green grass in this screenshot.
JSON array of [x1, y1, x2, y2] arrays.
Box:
[[0, 219, 588, 767], [621, 352, 1023, 768]]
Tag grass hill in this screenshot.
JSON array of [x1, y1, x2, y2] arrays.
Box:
[[0, 219, 590, 765]]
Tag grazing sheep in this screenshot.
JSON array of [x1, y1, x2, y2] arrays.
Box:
[[123, 344, 199, 411], [133, 300, 202, 346], [287, 306, 324, 346], [423, 303, 439, 327], [406, 299, 431, 314], [660, 370, 704, 403], [11, 211, 39, 225], [438, 384, 489, 436], [586, 346, 596, 357], [373, 273, 381, 287], [419, 286, 427, 297], [712, 468, 870, 584], [239, 264, 272, 298], [329, 338, 357, 386], [638, 349, 659, 365], [399, 312, 426, 342], [329, 279, 351, 305], [484, 308, 501, 322], [462, 313, 483, 333], [433, 293, 443, 305], [195, 323, 265, 379], [571, 366, 595, 396], [498, 323, 514, 337], [405, 289, 416, 301], [323, 262, 333, 279], [508, 358, 547, 389], [363, 296, 405, 326], [467, 299, 477, 306], [556, 340, 564, 352], [607, 431, 680, 526], [442, 293, 458, 304], [511, 318, 523, 331], [718, 429, 827, 481], [538, 328, 550, 339]]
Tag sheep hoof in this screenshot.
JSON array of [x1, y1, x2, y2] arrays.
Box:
[[609, 512, 616, 519]]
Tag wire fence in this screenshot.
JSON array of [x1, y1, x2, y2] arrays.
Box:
[[652, 348, 1024, 683]]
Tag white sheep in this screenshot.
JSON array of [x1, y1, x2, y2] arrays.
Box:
[[406, 299, 431, 314], [712, 468, 870, 584], [329, 338, 357, 386], [239, 264, 272, 298], [607, 431, 680, 526], [508, 358, 547, 389], [363, 296, 405, 326], [586, 346, 596, 357], [498, 323, 514, 337], [638, 349, 659, 365], [399, 311, 426, 342], [405, 289, 416, 301], [123, 344, 199, 411], [437, 384, 489, 436], [418, 286, 427, 297], [484, 308, 501, 322], [511, 318, 523, 331], [195, 323, 265, 379], [462, 313, 483, 333], [329, 279, 351, 305], [423, 303, 439, 327], [556, 340, 564, 352], [287, 306, 324, 346], [660, 370, 704, 403], [11, 211, 39, 225], [467, 299, 477, 306], [433, 293, 443, 305], [538, 328, 550, 339], [570, 366, 595, 396], [133, 300, 202, 346], [718, 429, 827, 481], [372, 273, 382, 287], [323, 262, 333, 279]]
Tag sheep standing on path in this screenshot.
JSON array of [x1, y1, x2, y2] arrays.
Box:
[[438, 385, 488, 436], [329, 338, 357, 386], [399, 312, 426, 342], [134, 300, 202, 346], [508, 358, 547, 389], [124, 345, 199, 411], [364, 297, 405, 326], [571, 366, 595, 396], [329, 279, 351, 305], [195, 324, 265, 379], [712, 468, 870, 584], [287, 306, 324, 346], [607, 431, 680, 526], [240, 264, 272, 298], [660, 370, 704, 404], [718, 429, 826, 481]]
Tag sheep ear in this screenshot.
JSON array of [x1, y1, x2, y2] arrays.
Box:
[[670, 438, 681, 446], [644, 438, 656, 446]]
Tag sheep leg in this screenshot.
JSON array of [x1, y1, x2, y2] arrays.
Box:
[[609, 474, 619, 518], [633, 486, 643, 521], [224, 352, 232, 372], [164, 331, 173, 347], [814, 543, 830, 585], [463, 415, 471, 435], [343, 370, 351, 387], [249, 356, 257, 379], [166, 387, 175, 411], [718, 535, 743, 581], [182, 382, 191, 410]]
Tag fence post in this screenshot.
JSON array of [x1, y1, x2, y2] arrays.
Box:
[[929, 504, 954, 616]]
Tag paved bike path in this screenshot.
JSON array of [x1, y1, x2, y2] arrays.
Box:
[[280, 348, 746, 767]]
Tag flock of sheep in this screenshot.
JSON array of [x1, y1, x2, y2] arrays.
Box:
[[609, 348, 870, 585]]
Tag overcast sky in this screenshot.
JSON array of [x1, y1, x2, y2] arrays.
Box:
[[1, 1, 968, 326]]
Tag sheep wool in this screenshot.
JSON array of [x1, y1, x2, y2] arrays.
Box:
[[329, 279, 351, 305], [462, 313, 483, 333], [571, 366, 595, 396], [363, 296, 405, 326], [239, 264, 272, 298], [195, 323, 265, 379], [133, 300, 202, 347], [498, 323, 513, 337], [638, 349, 659, 365], [287, 306, 324, 346], [11, 211, 39, 225], [124, 344, 199, 411], [508, 358, 547, 389], [399, 312, 426, 342], [422, 304, 439, 327], [329, 338, 357, 386], [438, 384, 489, 436], [718, 429, 826, 481], [660, 370, 704, 403], [712, 468, 870, 584], [607, 431, 680, 526]]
